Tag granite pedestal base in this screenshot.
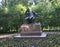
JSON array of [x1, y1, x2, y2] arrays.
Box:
[[14, 23, 47, 38], [20, 23, 42, 36]]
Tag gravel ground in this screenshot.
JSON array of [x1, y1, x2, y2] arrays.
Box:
[[0, 34, 60, 47]]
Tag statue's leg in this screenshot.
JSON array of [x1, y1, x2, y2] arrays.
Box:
[[27, 18, 30, 24], [30, 18, 34, 23], [26, 18, 34, 24]]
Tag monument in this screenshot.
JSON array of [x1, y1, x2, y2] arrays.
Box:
[[20, 8, 42, 36], [15, 2, 47, 38]]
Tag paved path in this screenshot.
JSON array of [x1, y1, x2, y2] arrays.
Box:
[[0, 33, 19, 38], [0, 32, 60, 38]]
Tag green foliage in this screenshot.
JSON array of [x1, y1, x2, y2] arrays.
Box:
[[31, 0, 60, 27], [0, 0, 60, 33], [0, 1, 26, 33]]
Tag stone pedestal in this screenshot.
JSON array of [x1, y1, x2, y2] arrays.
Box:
[[20, 23, 42, 36]]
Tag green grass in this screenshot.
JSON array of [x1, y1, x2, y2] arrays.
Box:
[[0, 34, 60, 47]]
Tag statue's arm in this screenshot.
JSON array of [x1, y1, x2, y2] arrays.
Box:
[[33, 11, 40, 16]]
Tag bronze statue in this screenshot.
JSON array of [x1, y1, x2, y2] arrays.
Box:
[[25, 8, 38, 24]]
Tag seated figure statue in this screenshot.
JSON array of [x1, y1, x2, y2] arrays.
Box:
[[25, 8, 38, 24]]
